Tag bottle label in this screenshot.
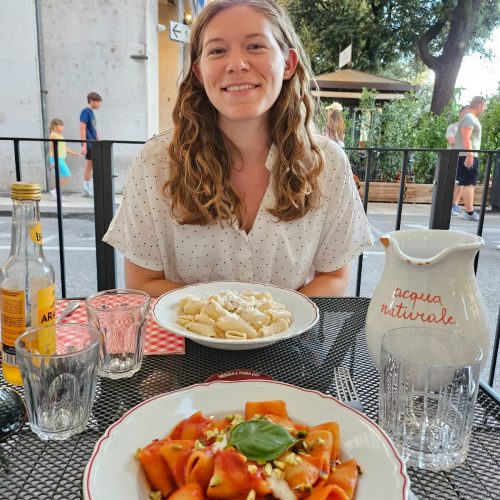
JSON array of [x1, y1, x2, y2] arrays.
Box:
[[30, 222, 43, 245], [37, 284, 56, 327], [37, 284, 57, 356], [1, 288, 26, 366]]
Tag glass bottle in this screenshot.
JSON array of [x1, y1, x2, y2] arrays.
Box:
[[1, 182, 56, 385]]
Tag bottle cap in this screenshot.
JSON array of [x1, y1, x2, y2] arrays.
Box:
[[11, 182, 42, 201]]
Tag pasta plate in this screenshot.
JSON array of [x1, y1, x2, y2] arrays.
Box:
[[83, 380, 410, 500], [152, 281, 319, 350]]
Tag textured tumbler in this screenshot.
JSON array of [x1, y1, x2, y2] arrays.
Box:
[[15, 323, 100, 440], [379, 327, 482, 471], [86, 289, 151, 379]]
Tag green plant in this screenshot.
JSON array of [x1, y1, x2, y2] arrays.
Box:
[[482, 91, 500, 151], [371, 92, 467, 182], [411, 108, 452, 183], [344, 112, 355, 148], [358, 89, 381, 147], [378, 94, 422, 181]]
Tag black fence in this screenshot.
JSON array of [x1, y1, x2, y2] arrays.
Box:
[[1, 136, 499, 395]]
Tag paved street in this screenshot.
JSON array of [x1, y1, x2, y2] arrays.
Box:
[[0, 198, 499, 389]]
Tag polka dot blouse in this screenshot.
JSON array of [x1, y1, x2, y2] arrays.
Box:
[[103, 130, 374, 290]]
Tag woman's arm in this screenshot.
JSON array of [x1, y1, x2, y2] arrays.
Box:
[[124, 258, 185, 297], [297, 264, 350, 297]]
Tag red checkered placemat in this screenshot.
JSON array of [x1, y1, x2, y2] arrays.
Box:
[[56, 299, 185, 355]]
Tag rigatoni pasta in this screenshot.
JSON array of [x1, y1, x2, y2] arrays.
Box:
[[176, 290, 293, 340], [136, 400, 362, 499]]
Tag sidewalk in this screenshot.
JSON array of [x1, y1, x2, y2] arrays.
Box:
[[0, 191, 123, 216], [0, 191, 498, 218], [0, 191, 436, 217]]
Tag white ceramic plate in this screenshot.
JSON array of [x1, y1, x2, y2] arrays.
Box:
[[83, 380, 410, 500], [152, 281, 319, 350]]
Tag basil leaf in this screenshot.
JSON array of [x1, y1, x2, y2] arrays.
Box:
[[228, 419, 296, 462]]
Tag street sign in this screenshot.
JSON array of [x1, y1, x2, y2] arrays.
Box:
[[169, 21, 191, 44], [339, 44, 352, 69]]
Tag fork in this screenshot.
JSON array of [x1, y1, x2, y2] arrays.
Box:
[[56, 300, 81, 323], [332, 366, 364, 412]]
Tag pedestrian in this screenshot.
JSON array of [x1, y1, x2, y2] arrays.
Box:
[[446, 106, 467, 150], [103, 0, 373, 298], [448, 106, 467, 216], [48, 118, 81, 199], [451, 96, 486, 221], [79, 92, 102, 197], [325, 102, 345, 147]]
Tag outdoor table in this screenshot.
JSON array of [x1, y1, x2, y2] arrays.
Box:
[[1, 297, 499, 499]]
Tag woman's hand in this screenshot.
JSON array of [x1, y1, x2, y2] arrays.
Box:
[[297, 264, 350, 297], [124, 259, 185, 297]]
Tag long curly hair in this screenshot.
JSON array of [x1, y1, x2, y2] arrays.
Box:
[[166, 0, 324, 226], [326, 110, 345, 144]]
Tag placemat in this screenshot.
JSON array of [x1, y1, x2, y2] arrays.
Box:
[[56, 299, 185, 355]]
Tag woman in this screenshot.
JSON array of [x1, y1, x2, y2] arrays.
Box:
[[103, 0, 373, 297], [325, 102, 345, 147]]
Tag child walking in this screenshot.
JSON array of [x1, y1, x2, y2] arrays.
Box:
[[48, 118, 81, 199]]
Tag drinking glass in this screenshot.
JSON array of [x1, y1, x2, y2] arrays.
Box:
[[15, 323, 100, 441], [379, 327, 482, 471], [86, 289, 151, 379]]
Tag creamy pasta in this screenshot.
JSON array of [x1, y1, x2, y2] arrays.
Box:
[[176, 290, 293, 340]]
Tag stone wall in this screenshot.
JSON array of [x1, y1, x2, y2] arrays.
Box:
[[0, 0, 182, 194]]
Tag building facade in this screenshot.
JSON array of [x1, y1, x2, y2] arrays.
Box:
[[0, 0, 189, 192]]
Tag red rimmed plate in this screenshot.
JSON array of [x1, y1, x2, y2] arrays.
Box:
[[83, 380, 409, 499]]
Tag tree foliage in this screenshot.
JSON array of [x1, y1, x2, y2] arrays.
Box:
[[481, 85, 500, 151], [283, 0, 500, 113]]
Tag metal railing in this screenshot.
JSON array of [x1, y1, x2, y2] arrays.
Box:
[[1, 137, 143, 295], [1, 136, 499, 394]]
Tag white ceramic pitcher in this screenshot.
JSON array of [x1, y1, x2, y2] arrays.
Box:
[[365, 229, 489, 369]]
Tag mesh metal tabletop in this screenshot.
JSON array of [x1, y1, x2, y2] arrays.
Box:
[[1, 297, 499, 499]]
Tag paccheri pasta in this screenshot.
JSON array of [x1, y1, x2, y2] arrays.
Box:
[[136, 400, 361, 499], [176, 290, 293, 340]]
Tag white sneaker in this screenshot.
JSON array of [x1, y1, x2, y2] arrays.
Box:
[[50, 189, 65, 201], [82, 182, 94, 198], [462, 211, 479, 221]]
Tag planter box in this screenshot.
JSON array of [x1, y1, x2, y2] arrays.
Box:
[[359, 181, 490, 205]]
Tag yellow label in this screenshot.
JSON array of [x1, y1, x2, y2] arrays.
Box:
[[37, 284, 56, 327], [36, 284, 57, 355], [1, 288, 26, 348], [30, 222, 43, 245]]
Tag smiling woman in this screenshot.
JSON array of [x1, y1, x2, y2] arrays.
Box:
[[103, 0, 373, 298], [194, 5, 298, 127]]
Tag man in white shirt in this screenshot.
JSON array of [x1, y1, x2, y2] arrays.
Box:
[[451, 97, 486, 221]]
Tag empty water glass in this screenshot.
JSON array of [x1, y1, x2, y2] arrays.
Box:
[[379, 327, 482, 471], [15, 323, 100, 441], [86, 289, 151, 379]]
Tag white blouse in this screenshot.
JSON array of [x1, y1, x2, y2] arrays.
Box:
[[103, 131, 373, 290]]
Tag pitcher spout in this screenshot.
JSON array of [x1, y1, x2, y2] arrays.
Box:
[[381, 230, 483, 266]]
